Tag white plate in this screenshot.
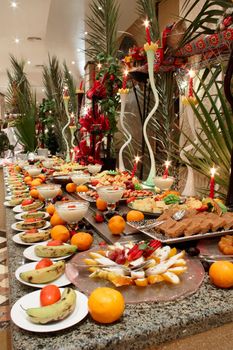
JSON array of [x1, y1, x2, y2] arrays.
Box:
[[15, 262, 71, 288], [23, 242, 74, 261], [13, 204, 44, 213], [11, 221, 50, 232], [12, 231, 50, 246], [14, 211, 49, 221], [4, 201, 15, 208], [10, 288, 88, 332], [5, 195, 12, 201]]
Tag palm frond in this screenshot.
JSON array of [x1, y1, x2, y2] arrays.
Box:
[[63, 62, 77, 113], [136, 0, 161, 42], [85, 0, 120, 59], [178, 0, 233, 48]]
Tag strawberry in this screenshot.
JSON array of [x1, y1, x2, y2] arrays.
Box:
[[94, 213, 105, 223]]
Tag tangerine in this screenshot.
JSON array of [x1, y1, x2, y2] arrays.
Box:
[[88, 287, 125, 324], [29, 188, 39, 199], [76, 185, 88, 193], [50, 212, 66, 226], [108, 215, 126, 235], [24, 176, 32, 184], [66, 183, 77, 193], [46, 203, 55, 216], [50, 225, 70, 242], [209, 260, 233, 288], [96, 198, 107, 211], [37, 174, 46, 182], [70, 232, 93, 250], [31, 178, 43, 187], [126, 210, 144, 222]]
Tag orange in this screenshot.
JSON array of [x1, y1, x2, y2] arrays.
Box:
[[108, 215, 126, 235], [31, 178, 43, 187], [50, 212, 66, 226], [209, 261, 233, 288], [46, 203, 55, 216], [88, 287, 125, 324], [38, 194, 45, 201], [126, 210, 144, 222], [37, 174, 46, 182], [96, 198, 107, 211], [70, 232, 93, 251], [58, 188, 63, 196], [66, 183, 77, 193], [24, 176, 32, 184], [50, 225, 70, 242], [76, 185, 88, 193], [29, 188, 39, 199]]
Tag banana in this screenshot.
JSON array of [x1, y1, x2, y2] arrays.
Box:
[[20, 230, 51, 243], [20, 261, 65, 284], [35, 244, 77, 258], [26, 287, 76, 324]]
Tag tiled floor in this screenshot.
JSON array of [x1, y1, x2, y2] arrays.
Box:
[[0, 232, 11, 350]]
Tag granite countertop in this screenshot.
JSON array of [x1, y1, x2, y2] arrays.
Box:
[[5, 206, 233, 350]]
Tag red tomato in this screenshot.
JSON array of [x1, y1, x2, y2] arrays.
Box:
[[91, 180, 99, 186], [47, 240, 63, 246], [35, 258, 53, 270], [21, 199, 34, 206], [40, 285, 61, 306]]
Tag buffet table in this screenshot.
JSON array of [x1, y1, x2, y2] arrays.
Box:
[[6, 205, 233, 350]]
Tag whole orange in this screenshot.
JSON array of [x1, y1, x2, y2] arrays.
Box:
[[66, 183, 77, 193], [37, 174, 46, 182], [76, 185, 88, 193], [46, 203, 55, 216], [30, 188, 39, 199], [31, 178, 43, 187], [96, 198, 107, 211], [108, 215, 126, 235], [209, 261, 233, 288], [50, 212, 66, 226], [126, 210, 144, 222], [50, 225, 70, 242], [88, 287, 125, 324], [70, 232, 93, 251], [24, 176, 32, 184]]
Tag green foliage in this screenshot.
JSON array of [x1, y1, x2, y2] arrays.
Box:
[[85, 0, 119, 59], [180, 68, 232, 198], [136, 0, 161, 42], [6, 56, 37, 152], [179, 0, 233, 48]]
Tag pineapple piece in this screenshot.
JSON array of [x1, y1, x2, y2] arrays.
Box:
[[147, 275, 164, 284], [168, 266, 187, 275], [134, 278, 148, 287]]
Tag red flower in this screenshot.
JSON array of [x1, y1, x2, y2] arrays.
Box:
[[196, 38, 206, 50], [209, 34, 219, 46], [86, 80, 107, 100]]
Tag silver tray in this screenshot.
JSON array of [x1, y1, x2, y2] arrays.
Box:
[[127, 219, 233, 244]]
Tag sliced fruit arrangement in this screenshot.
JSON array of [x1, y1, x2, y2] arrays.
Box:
[[25, 286, 76, 324], [19, 260, 65, 284], [85, 188, 154, 201], [90, 170, 139, 188], [84, 241, 187, 287]]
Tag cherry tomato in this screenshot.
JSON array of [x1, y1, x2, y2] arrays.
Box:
[[40, 285, 61, 306], [21, 199, 34, 206], [35, 258, 53, 270], [47, 240, 63, 246]]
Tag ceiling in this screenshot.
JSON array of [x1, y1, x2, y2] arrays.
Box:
[[0, 0, 138, 100]]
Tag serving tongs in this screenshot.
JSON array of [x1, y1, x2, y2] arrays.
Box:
[[137, 210, 186, 231], [199, 253, 233, 262]]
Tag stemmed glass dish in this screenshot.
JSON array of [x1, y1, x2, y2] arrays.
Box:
[[153, 176, 174, 191], [87, 164, 102, 175], [37, 184, 61, 205], [55, 201, 90, 229], [42, 159, 54, 169], [71, 172, 90, 186], [97, 186, 125, 212], [26, 166, 42, 177]]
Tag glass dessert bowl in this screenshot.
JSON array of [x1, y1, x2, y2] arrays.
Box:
[[87, 164, 102, 175], [97, 185, 125, 212], [26, 166, 42, 177], [55, 201, 90, 227], [42, 159, 54, 168], [71, 172, 90, 185], [37, 184, 61, 205], [153, 176, 174, 191]]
